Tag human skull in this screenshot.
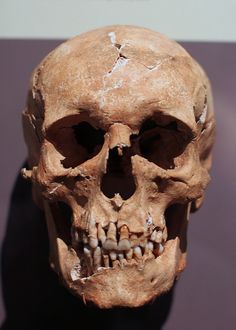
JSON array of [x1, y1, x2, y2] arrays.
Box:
[[22, 25, 215, 308]]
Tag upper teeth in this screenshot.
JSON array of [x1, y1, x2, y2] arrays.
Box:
[[72, 219, 167, 275]]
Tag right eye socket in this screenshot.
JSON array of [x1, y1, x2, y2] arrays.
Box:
[[47, 120, 105, 169], [73, 122, 105, 154]]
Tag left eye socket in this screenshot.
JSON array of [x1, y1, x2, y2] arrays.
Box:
[[137, 118, 188, 169]]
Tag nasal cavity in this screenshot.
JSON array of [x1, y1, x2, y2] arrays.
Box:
[[101, 147, 136, 200]]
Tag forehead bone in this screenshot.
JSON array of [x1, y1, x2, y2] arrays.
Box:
[[30, 25, 209, 131]]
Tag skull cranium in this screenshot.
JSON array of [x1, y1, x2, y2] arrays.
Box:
[[22, 25, 215, 308]]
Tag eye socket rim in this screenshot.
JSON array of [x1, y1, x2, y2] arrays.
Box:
[[45, 117, 106, 169]]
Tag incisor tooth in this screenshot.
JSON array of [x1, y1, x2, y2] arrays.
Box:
[[119, 225, 129, 240], [103, 239, 117, 250], [133, 246, 142, 259], [98, 224, 106, 244], [118, 253, 124, 260], [118, 239, 131, 251], [109, 251, 117, 261], [107, 222, 117, 241], [103, 222, 117, 250], [125, 249, 133, 260]]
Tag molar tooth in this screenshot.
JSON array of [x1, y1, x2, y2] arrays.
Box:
[[150, 230, 157, 241], [154, 243, 164, 256], [158, 243, 164, 255], [133, 246, 142, 259], [153, 230, 163, 243], [98, 224, 106, 244], [125, 249, 133, 260], [162, 227, 168, 242], [93, 247, 102, 269]]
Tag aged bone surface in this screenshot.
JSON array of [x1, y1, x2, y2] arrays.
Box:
[[22, 25, 215, 308]]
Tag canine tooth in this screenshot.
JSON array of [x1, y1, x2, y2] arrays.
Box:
[[84, 246, 91, 256], [125, 249, 133, 260], [103, 254, 109, 268], [109, 251, 117, 261], [97, 224, 106, 244], [118, 239, 131, 251], [89, 237, 98, 249], [93, 247, 102, 269], [130, 234, 139, 247], [140, 237, 147, 248], [133, 246, 142, 259]]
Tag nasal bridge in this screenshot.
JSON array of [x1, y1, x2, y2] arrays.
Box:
[[108, 123, 132, 150]]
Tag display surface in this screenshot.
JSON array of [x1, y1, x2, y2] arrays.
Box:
[[21, 25, 215, 308]]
